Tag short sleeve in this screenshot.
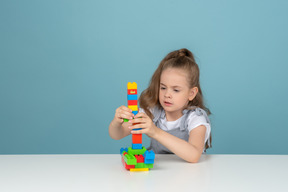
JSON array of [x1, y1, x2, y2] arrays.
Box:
[[139, 107, 163, 123], [187, 111, 211, 144], [139, 108, 145, 113]]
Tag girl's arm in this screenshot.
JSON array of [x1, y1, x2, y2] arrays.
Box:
[[129, 113, 206, 163], [152, 125, 206, 163], [108, 106, 134, 140]]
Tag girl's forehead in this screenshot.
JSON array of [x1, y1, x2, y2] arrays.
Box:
[[160, 68, 189, 86]]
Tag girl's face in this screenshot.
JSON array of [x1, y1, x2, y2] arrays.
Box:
[[159, 68, 197, 121]]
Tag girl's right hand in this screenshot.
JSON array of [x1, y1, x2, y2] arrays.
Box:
[[114, 105, 134, 124]]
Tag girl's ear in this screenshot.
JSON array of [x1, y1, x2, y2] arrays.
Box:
[[189, 87, 198, 101]]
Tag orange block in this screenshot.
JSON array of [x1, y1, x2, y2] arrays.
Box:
[[132, 134, 142, 144]]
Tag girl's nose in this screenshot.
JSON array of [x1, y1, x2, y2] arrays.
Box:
[[164, 91, 172, 98]]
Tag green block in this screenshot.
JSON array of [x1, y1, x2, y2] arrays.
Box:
[[144, 163, 154, 168], [135, 163, 145, 168], [123, 118, 129, 122], [135, 163, 154, 169], [128, 147, 147, 155], [124, 153, 137, 165]]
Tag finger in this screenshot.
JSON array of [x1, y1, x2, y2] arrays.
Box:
[[120, 106, 133, 113], [131, 129, 144, 134], [119, 110, 134, 120], [116, 107, 130, 115], [129, 123, 144, 130], [134, 112, 147, 119], [129, 117, 145, 124], [117, 106, 134, 117]]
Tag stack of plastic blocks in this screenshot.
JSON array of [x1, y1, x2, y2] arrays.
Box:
[[126, 82, 143, 150], [121, 82, 155, 171], [120, 147, 155, 172]]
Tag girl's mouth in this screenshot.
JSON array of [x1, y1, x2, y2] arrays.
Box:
[[164, 101, 172, 106]]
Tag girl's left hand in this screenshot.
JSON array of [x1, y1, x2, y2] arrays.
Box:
[[128, 113, 159, 138]]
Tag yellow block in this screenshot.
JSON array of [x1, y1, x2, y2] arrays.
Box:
[[130, 168, 149, 172], [128, 105, 138, 111], [127, 82, 137, 89]]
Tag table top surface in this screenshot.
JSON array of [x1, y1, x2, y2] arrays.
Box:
[[0, 154, 287, 192]]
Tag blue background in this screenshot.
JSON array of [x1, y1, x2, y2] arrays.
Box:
[[1, 0, 288, 154]]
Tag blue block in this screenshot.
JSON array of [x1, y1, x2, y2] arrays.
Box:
[[144, 150, 155, 159], [144, 150, 155, 164], [127, 95, 137, 100], [120, 147, 128, 155], [132, 111, 138, 115], [145, 159, 154, 164], [132, 128, 142, 131], [132, 144, 142, 149]]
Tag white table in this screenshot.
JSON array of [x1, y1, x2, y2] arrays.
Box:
[[0, 154, 287, 192]]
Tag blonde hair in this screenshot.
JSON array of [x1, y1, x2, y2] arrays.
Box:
[[139, 48, 212, 150]]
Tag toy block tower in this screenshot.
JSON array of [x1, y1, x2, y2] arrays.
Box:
[[127, 82, 142, 150], [120, 82, 155, 171]]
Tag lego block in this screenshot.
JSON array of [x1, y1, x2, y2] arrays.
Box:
[[123, 118, 129, 122], [135, 163, 144, 168], [145, 159, 154, 164], [132, 111, 138, 116], [127, 95, 137, 100], [144, 150, 155, 164], [135, 155, 144, 163], [122, 157, 135, 170], [132, 144, 142, 149], [132, 128, 142, 131], [143, 163, 154, 169], [128, 105, 138, 111], [128, 100, 137, 105], [135, 163, 153, 169], [127, 82, 137, 89], [144, 150, 155, 159], [130, 168, 149, 172], [120, 147, 128, 155], [127, 89, 137, 95], [124, 153, 137, 165], [132, 134, 142, 144], [128, 147, 146, 155]]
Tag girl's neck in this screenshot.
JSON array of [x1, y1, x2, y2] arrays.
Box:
[[165, 110, 183, 121]]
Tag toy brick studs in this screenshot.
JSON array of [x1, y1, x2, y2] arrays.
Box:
[[120, 82, 155, 171]]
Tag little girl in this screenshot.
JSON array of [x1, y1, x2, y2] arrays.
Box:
[[109, 48, 211, 163]]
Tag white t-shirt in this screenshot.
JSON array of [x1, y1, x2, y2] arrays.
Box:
[[139, 108, 211, 145], [158, 111, 211, 145]]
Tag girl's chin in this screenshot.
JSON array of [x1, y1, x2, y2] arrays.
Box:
[[162, 106, 175, 112]]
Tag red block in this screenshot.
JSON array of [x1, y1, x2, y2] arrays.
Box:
[[135, 155, 144, 163], [128, 100, 138, 105], [132, 134, 142, 144], [127, 89, 137, 95]]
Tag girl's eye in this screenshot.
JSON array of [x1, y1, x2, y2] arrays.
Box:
[[160, 87, 166, 90], [174, 89, 179, 92]]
